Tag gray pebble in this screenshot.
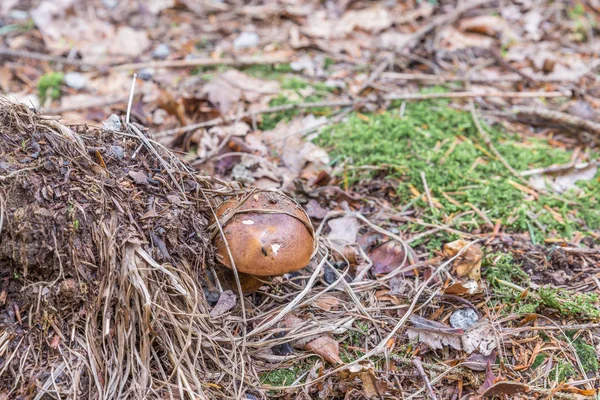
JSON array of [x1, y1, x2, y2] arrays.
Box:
[[152, 43, 170, 59], [137, 68, 154, 81], [449, 308, 479, 330], [64, 72, 87, 90], [233, 32, 259, 49]]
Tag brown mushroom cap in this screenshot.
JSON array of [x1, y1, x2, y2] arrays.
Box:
[[213, 190, 315, 277]]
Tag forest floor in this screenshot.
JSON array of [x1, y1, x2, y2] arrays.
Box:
[[1, 0, 600, 399]]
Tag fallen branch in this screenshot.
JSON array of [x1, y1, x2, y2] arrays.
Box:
[[112, 53, 290, 71], [512, 106, 600, 136], [155, 90, 571, 138]]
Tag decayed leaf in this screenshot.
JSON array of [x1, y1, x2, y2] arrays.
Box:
[[407, 315, 463, 351], [312, 295, 340, 311], [304, 335, 343, 364], [327, 216, 361, 256], [438, 27, 494, 51], [462, 323, 497, 356], [202, 70, 279, 115], [209, 290, 237, 318], [303, 6, 392, 39], [346, 363, 388, 399], [443, 239, 483, 281], [370, 241, 416, 275]]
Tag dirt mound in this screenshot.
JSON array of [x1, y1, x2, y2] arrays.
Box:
[[0, 99, 245, 398]]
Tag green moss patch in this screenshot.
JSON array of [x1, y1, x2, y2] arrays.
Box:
[[315, 99, 600, 239], [38, 72, 64, 100]]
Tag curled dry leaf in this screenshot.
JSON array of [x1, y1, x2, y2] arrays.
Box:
[[304, 335, 343, 364], [209, 290, 237, 318], [345, 363, 388, 399], [443, 239, 483, 281]]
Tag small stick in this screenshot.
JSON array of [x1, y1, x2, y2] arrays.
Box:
[[112, 54, 289, 71], [0, 47, 93, 67], [520, 159, 598, 177], [125, 73, 137, 125], [155, 90, 570, 138], [412, 357, 438, 400], [420, 171, 435, 210], [381, 72, 579, 83]]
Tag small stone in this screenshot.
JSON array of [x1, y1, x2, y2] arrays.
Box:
[[64, 72, 87, 90], [152, 43, 170, 59], [102, 0, 118, 9], [103, 114, 121, 131], [449, 308, 479, 330], [137, 68, 154, 81], [233, 31, 259, 49], [9, 10, 29, 20]]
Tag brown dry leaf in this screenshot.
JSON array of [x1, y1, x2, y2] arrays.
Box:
[[304, 335, 343, 364], [209, 290, 237, 318], [438, 27, 494, 51], [303, 6, 392, 39], [346, 363, 388, 399], [462, 323, 497, 356], [443, 239, 483, 281], [407, 315, 464, 351], [312, 295, 340, 311], [203, 70, 279, 115], [370, 241, 416, 275], [49, 334, 61, 349], [128, 170, 149, 185]]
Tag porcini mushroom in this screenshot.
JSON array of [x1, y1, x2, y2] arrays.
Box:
[[212, 189, 316, 293]]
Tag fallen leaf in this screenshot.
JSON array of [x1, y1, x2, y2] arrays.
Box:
[[209, 290, 237, 318], [438, 27, 494, 51], [407, 315, 464, 351], [529, 162, 598, 194], [443, 240, 483, 281], [462, 323, 497, 356], [203, 70, 279, 115], [370, 241, 416, 275], [346, 363, 388, 399], [304, 335, 343, 364], [313, 295, 340, 311], [463, 350, 497, 371], [128, 170, 149, 185], [327, 216, 361, 254], [478, 361, 496, 394], [50, 334, 61, 349]]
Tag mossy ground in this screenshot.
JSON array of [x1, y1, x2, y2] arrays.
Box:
[[38, 71, 64, 100], [315, 97, 600, 240]]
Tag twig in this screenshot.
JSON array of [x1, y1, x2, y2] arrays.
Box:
[[0, 47, 93, 67], [356, 56, 390, 94], [45, 96, 128, 114], [520, 160, 599, 177], [381, 72, 579, 83], [112, 54, 290, 71], [412, 357, 438, 400], [512, 106, 600, 136], [155, 90, 570, 138], [420, 171, 435, 210], [126, 74, 137, 125]]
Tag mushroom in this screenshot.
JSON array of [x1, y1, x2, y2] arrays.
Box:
[[212, 189, 316, 293]]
